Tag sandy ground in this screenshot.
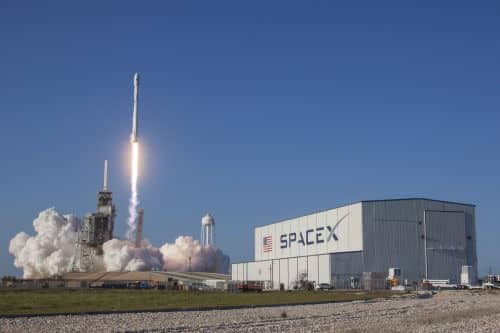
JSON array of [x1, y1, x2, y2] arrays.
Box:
[[1, 290, 499, 332]]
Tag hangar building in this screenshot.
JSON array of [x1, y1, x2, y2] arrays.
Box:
[[231, 198, 477, 289]]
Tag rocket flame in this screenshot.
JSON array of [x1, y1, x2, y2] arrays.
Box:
[[127, 141, 139, 240]]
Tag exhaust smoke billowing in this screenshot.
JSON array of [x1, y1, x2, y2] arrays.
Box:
[[8, 208, 79, 279], [103, 238, 163, 272], [9, 74, 230, 279], [160, 236, 230, 272], [9, 208, 230, 278]]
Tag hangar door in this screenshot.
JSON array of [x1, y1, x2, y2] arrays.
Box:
[[424, 210, 467, 282]]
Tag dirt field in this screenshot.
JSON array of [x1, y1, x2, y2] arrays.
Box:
[[0, 290, 499, 332]]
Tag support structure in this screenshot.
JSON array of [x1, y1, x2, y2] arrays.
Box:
[[201, 213, 215, 248], [135, 208, 144, 248], [72, 161, 115, 272]]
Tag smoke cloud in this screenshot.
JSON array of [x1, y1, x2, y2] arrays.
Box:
[[160, 236, 230, 274], [102, 239, 163, 272], [9, 208, 230, 278], [8, 208, 79, 279]]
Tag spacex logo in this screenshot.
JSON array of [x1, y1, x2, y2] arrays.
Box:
[[280, 213, 349, 249]]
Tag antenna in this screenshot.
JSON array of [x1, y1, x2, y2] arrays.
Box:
[[103, 160, 108, 191]]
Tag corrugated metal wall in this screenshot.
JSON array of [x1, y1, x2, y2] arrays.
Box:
[[439, 201, 478, 280], [362, 199, 477, 283], [231, 252, 343, 290], [331, 251, 363, 289], [233, 199, 477, 288], [425, 210, 467, 282]]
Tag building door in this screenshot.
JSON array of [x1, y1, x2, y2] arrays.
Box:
[[424, 210, 467, 282]]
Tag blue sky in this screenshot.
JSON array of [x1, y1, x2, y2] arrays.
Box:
[[0, 1, 499, 276]]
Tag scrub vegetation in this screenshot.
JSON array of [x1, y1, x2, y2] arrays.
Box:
[[0, 289, 394, 316]]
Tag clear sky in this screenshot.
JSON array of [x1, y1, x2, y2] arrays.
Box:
[[0, 1, 499, 276]]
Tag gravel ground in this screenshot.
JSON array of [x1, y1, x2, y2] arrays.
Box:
[[1, 290, 499, 333]]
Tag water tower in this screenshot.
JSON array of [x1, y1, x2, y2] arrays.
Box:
[[201, 213, 215, 247]]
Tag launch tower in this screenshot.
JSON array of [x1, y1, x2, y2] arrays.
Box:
[[73, 160, 116, 272]]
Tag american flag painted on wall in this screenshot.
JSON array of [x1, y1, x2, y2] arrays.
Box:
[[263, 235, 273, 252]]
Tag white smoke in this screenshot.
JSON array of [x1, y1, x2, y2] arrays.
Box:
[[102, 236, 230, 274], [8, 208, 79, 278], [126, 195, 138, 241], [102, 239, 163, 271], [160, 236, 230, 274], [10, 208, 231, 277], [126, 141, 140, 240]]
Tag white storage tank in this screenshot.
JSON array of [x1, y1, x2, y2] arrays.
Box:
[[201, 213, 215, 247]]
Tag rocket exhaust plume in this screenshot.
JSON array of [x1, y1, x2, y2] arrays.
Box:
[[10, 208, 230, 276], [126, 73, 140, 241], [9, 72, 231, 276]]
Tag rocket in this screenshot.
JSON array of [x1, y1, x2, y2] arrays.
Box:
[[130, 73, 139, 143]]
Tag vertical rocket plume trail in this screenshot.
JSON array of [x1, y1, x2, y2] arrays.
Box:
[[127, 141, 139, 240], [8, 71, 231, 277], [127, 73, 140, 240]]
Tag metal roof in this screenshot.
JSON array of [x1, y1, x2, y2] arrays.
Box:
[[63, 271, 230, 282], [253, 197, 475, 229]]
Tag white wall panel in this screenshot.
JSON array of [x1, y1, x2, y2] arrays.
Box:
[[255, 203, 363, 261], [246, 260, 272, 281], [272, 260, 280, 290], [231, 264, 237, 280], [307, 256, 319, 284], [315, 212, 328, 255], [306, 214, 317, 257], [234, 254, 338, 287], [318, 254, 331, 284], [289, 218, 300, 258], [288, 257, 298, 288], [254, 228, 261, 261], [298, 256, 308, 281], [246, 262, 257, 281], [238, 263, 245, 281], [279, 258, 289, 289]]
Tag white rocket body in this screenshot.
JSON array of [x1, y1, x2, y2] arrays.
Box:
[[131, 73, 139, 143]]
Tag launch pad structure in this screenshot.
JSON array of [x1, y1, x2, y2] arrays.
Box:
[[72, 160, 116, 272], [72, 74, 144, 272], [135, 208, 144, 248]]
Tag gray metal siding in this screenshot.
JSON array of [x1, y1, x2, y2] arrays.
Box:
[[330, 252, 363, 288], [425, 210, 467, 282], [331, 252, 363, 276], [362, 199, 477, 283], [362, 200, 424, 281], [440, 202, 478, 279]]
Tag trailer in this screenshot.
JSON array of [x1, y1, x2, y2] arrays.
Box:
[[424, 279, 458, 290]]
